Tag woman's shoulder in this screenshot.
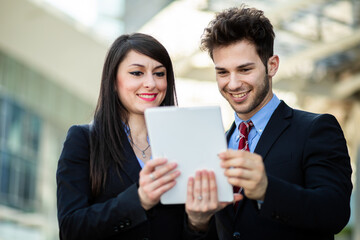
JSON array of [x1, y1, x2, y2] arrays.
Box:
[[60, 124, 91, 160], [67, 124, 91, 135], [65, 124, 93, 142]]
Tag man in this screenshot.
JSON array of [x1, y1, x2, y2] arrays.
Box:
[[185, 5, 352, 240]]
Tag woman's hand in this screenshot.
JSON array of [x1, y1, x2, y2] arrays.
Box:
[[185, 170, 242, 231], [138, 158, 180, 210]]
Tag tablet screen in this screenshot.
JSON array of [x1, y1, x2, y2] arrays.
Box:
[[145, 106, 233, 204]]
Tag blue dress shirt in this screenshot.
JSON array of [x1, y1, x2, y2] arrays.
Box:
[[228, 94, 280, 208], [124, 125, 150, 168], [228, 94, 281, 152]]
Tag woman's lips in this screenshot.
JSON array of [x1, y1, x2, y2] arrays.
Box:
[[138, 93, 158, 102]]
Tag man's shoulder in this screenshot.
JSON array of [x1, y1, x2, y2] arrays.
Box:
[[284, 103, 338, 127]]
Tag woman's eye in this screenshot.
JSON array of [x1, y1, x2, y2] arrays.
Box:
[[130, 71, 143, 76], [154, 72, 165, 77]]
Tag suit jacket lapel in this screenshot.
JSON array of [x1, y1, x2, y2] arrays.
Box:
[[226, 101, 292, 160], [225, 101, 292, 216], [225, 122, 240, 218], [121, 136, 142, 183], [226, 122, 236, 142], [254, 101, 292, 161]]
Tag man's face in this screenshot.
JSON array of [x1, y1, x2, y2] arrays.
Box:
[[212, 40, 277, 120]]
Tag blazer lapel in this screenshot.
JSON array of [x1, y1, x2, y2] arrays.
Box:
[[254, 101, 292, 161], [226, 122, 236, 142], [226, 101, 292, 216], [226, 102, 292, 161], [225, 122, 240, 218], [121, 136, 142, 183]]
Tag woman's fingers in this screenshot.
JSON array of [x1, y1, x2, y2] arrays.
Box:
[[187, 176, 195, 203], [201, 170, 210, 202], [141, 157, 167, 174], [152, 162, 178, 180], [138, 158, 180, 210], [194, 171, 202, 202], [208, 171, 219, 204], [147, 170, 180, 191], [140, 158, 178, 182], [185, 170, 231, 232]]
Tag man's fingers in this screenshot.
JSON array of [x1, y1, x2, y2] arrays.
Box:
[[233, 193, 244, 202], [218, 149, 248, 159], [224, 168, 252, 179]]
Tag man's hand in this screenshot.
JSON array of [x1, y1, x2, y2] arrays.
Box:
[[219, 149, 268, 201]]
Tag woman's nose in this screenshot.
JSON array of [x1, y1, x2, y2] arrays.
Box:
[[143, 74, 156, 89]]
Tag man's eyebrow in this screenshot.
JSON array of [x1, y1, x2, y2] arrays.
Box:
[[215, 66, 226, 71], [215, 62, 255, 71], [237, 62, 255, 68]]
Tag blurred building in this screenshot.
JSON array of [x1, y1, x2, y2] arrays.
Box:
[[0, 0, 108, 239], [0, 0, 359, 239]]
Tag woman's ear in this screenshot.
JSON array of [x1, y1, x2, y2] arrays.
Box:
[[267, 55, 279, 77]]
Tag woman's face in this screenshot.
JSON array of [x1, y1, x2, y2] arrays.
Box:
[[116, 50, 167, 116]]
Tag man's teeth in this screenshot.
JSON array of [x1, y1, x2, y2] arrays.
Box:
[[232, 92, 247, 98]]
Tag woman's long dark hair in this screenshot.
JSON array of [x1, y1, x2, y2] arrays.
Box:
[[90, 33, 177, 196]]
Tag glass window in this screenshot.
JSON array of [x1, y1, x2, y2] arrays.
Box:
[[0, 96, 41, 212]]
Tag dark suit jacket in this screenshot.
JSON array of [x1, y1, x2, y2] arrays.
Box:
[[200, 101, 352, 240], [56, 124, 194, 240]]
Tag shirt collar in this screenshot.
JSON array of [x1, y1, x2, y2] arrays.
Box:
[[234, 94, 280, 136]]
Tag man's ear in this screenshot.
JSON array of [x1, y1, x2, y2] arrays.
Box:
[[267, 55, 279, 77]]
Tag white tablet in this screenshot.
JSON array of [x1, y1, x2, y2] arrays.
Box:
[[145, 106, 233, 204]]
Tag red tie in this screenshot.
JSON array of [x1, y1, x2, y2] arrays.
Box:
[[233, 121, 253, 209]]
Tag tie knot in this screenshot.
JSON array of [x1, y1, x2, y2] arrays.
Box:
[[239, 121, 253, 137]]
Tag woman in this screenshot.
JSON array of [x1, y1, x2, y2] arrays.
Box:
[[56, 33, 187, 240]]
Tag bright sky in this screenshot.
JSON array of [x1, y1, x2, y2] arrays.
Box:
[[44, 0, 98, 26]]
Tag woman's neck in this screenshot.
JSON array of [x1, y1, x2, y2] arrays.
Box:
[[127, 114, 147, 141], [127, 113, 151, 161]]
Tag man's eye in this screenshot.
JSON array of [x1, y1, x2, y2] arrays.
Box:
[[130, 71, 143, 76], [154, 72, 165, 77], [217, 71, 227, 75]]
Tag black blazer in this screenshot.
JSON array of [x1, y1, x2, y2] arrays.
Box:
[[56, 124, 194, 240], [201, 101, 352, 240]]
